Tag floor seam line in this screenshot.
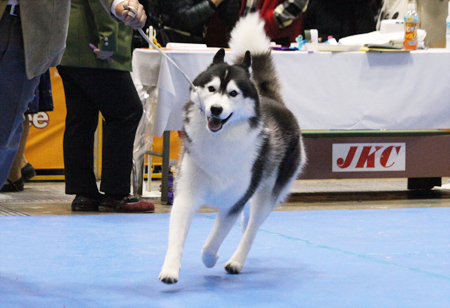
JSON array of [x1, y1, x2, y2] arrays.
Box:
[[258, 228, 450, 281], [199, 213, 450, 281]]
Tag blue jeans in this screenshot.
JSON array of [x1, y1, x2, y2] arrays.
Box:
[[0, 8, 39, 186]]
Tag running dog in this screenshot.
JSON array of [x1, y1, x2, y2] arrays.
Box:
[[159, 13, 306, 284]]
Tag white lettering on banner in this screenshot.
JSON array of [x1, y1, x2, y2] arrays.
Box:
[[332, 143, 406, 172], [28, 112, 50, 129]]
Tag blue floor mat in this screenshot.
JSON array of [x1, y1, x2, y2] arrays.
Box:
[[1, 208, 449, 308]]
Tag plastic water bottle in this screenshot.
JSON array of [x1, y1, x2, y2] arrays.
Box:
[[446, 1, 450, 49], [403, 2, 419, 50]]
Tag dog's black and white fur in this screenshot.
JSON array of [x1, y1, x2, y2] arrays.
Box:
[[159, 13, 306, 284]]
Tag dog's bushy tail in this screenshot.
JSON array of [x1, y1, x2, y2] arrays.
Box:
[[229, 13, 284, 105]]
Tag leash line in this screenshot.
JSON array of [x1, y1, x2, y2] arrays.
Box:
[[122, 2, 197, 91], [137, 28, 197, 92]]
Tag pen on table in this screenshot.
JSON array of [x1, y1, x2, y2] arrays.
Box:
[[89, 44, 114, 62]]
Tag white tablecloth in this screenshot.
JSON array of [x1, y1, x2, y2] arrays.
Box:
[[131, 49, 450, 137]]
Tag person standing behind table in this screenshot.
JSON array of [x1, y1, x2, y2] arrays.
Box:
[[0, 0, 147, 195], [240, 0, 310, 46], [303, 0, 377, 42], [146, 0, 232, 46], [203, 0, 240, 47], [57, 0, 155, 213]]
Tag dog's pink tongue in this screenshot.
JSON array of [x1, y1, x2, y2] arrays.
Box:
[[208, 117, 222, 131]]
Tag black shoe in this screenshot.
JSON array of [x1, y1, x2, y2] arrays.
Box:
[[21, 163, 37, 182], [71, 194, 103, 212], [1, 178, 25, 192]]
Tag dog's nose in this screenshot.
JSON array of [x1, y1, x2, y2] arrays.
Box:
[[210, 105, 223, 117]]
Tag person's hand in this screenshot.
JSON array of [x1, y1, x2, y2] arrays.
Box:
[[90, 44, 114, 61], [115, 0, 147, 29], [94, 50, 114, 60]]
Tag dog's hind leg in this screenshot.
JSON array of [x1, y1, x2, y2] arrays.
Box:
[[241, 203, 250, 234], [224, 189, 276, 274], [202, 208, 243, 268]]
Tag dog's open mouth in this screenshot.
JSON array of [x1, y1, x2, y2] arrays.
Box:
[[207, 113, 233, 132]]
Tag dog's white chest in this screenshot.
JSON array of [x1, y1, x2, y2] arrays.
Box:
[[183, 121, 262, 204]]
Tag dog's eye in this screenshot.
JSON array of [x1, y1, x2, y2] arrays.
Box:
[[229, 90, 238, 97], [208, 86, 216, 92]]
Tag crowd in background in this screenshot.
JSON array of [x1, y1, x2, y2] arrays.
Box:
[[1, 0, 448, 209]]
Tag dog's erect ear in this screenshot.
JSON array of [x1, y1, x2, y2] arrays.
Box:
[[213, 48, 225, 64], [241, 51, 252, 70]]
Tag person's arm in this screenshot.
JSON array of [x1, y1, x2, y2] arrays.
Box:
[[273, 0, 309, 29], [88, 0, 118, 60], [171, 0, 225, 31], [97, 0, 147, 29]]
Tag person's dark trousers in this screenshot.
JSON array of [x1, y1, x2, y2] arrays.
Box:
[[57, 66, 143, 197], [0, 7, 40, 187]]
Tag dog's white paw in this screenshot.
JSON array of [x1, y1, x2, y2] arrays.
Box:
[[202, 250, 219, 268], [224, 260, 243, 274], [158, 268, 179, 284]]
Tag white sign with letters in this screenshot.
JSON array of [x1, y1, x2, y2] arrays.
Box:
[[332, 143, 406, 172]]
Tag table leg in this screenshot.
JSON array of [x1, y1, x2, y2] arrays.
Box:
[[407, 177, 442, 190], [160, 131, 171, 203]]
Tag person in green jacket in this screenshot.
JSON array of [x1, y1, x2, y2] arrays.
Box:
[[57, 0, 154, 213], [0, 0, 146, 192]]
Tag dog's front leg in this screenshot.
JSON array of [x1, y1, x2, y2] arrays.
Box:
[[159, 195, 200, 284]]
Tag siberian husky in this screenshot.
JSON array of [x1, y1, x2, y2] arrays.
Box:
[[159, 13, 306, 284]]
